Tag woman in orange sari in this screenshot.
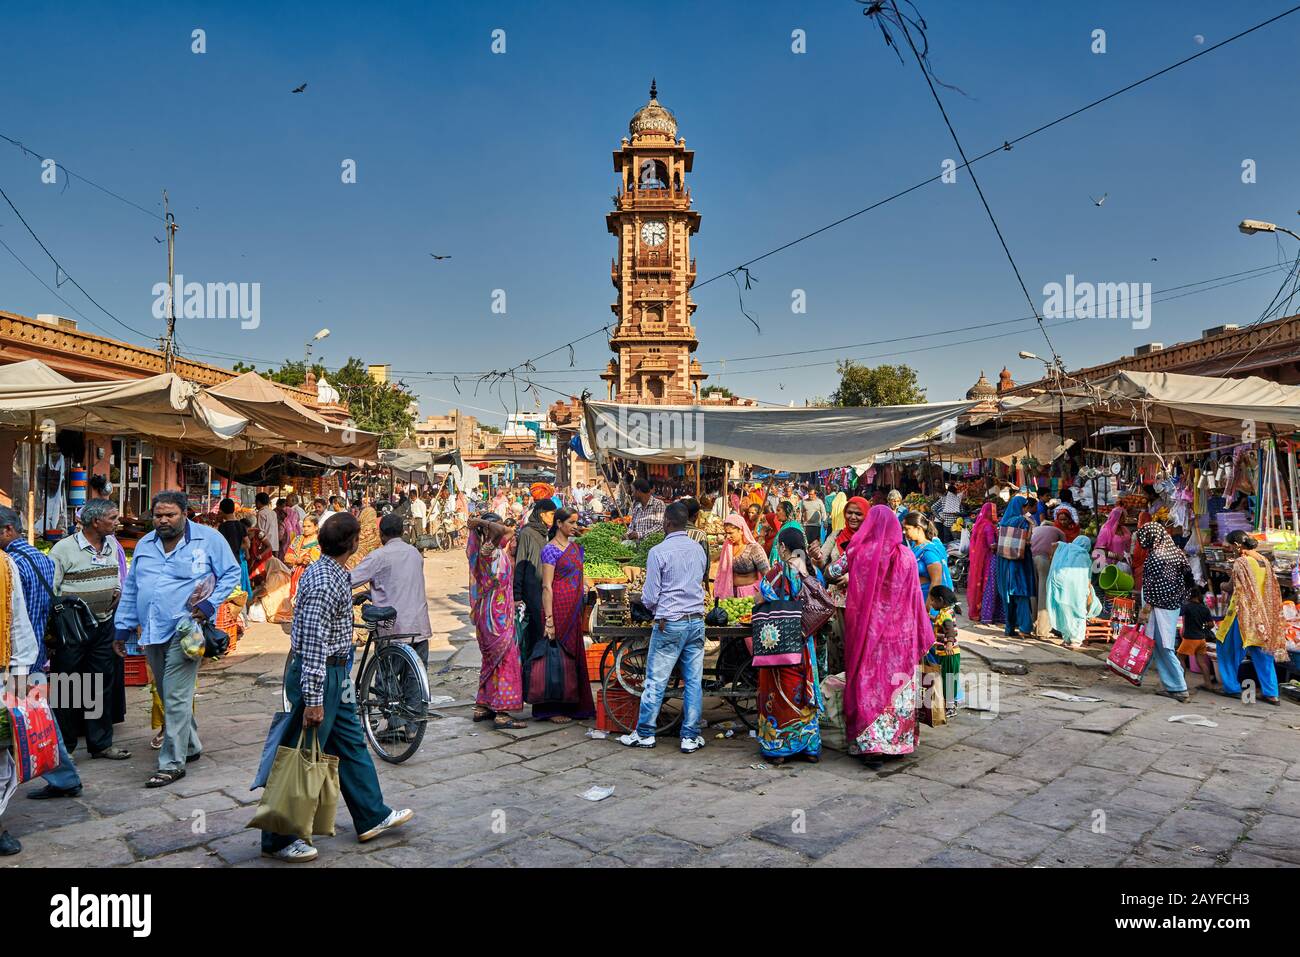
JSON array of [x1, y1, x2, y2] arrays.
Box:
[[283, 515, 321, 603]]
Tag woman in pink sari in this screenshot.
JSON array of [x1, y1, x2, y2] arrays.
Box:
[[840, 503, 934, 769], [965, 502, 997, 621], [714, 512, 770, 598], [1093, 507, 1130, 569], [467, 515, 527, 730]]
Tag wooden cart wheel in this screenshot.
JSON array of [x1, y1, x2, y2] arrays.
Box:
[[729, 660, 759, 730], [614, 637, 683, 735], [600, 662, 637, 735]]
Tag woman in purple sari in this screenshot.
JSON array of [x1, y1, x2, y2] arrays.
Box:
[[532, 508, 596, 723], [467, 514, 527, 730]]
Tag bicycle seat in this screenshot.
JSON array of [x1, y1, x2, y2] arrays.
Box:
[[361, 605, 397, 624]]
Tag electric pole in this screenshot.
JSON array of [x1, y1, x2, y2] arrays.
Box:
[[161, 190, 179, 370]]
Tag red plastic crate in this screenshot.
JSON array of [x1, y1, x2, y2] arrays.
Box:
[[585, 642, 609, 681], [123, 655, 149, 687], [596, 686, 640, 733]]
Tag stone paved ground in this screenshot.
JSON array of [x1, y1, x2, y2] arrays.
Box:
[[5, 548, 1298, 868]]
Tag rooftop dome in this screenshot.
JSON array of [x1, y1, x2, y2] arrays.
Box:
[[965, 371, 997, 400], [629, 79, 678, 139]]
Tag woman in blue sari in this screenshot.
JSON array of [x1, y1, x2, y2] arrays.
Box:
[[756, 527, 822, 764], [996, 495, 1037, 637], [1046, 535, 1101, 647]]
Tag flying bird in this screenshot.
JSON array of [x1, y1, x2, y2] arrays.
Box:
[[1090, 193, 1108, 207], [291, 83, 307, 94], [153, 236, 163, 243], [1002, 141, 1012, 151], [429, 254, 452, 260]]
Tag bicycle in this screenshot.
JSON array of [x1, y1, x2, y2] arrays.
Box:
[[410, 513, 455, 553], [351, 592, 430, 763]]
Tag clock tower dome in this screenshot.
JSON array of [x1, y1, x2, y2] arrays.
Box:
[[601, 81, 707, 404]]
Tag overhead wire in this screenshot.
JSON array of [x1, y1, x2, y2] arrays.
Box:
[[0, 131, 164, 221]]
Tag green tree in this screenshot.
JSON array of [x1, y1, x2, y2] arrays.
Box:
[[830, 362, 926, 407], [231, 357, 416, 448], [700, 384, 734, 399]]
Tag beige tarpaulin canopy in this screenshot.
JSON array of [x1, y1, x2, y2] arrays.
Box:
[[898, 430, 1073, 464], [584, 399, 976, 471], [1010, 370, 1300, 436], [0, 359, 244, 444], [204, 371, 379, 457]]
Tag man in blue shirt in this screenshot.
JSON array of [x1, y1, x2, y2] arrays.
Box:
[[620, 502, 709, 753], [0, 506, 85, 800], [114, 491, 239, 788]]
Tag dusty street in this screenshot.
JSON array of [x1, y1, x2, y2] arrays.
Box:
[[6, 548, 1298, 869]]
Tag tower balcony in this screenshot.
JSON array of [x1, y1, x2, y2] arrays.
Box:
[[615, 186, 691, 210]]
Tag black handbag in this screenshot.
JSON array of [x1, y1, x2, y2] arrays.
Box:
[[524, 637, 578, 706], [750, 597, 805, 667], [201, 621, 230, 659], [12, 549, 97, 658]]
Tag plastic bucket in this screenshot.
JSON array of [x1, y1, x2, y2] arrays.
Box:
[[1098, 564, 1134, 594]]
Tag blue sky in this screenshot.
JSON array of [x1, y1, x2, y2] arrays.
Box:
[[2, 0, 1299, 420]]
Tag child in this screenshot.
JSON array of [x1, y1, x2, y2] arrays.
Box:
[[1178, 586, 1218, 690], [927, 585, 962, 717]]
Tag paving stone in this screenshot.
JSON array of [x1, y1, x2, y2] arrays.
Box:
[[1222, 848, 1295, 868], [208, 831, 265, 865], [967, 771, 1044, 799], [923, 846, 1018, 868], [955, 814, 1062, 863], [494, 836, 594, 867], [603, 832, 700, 867], [1264, 781, 1300, 818], [1005, 777, 1115, 831], [1239, 814, 1300, 864], [689, 838, 809, 868], [752, 792, 896, 859], [905, 744, 1008, 786], [1146, 808, 1246, 855], [39, 805, 175, 848], [1123, 843, 1218, 867], [1067, 707, 1142, 735], [1082, 804, 1165, 844], [960, 712, 1065, 757], [1035, 828, 1135, 867], [878, 787, 1013, 844], [8, 836, 136, 867], [127, 846, 221, 868], [654, 791, 799, 848], [126, 806, 254, 858], [996, 729, 1105, 783], [1148, 748, 1222, 781], [1195, 755, 1286, 810], [1130, 770, 1201, 801], [819, 825, 945, 867], [1079, 741, 1164, 775]]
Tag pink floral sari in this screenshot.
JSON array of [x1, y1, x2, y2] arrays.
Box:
[[842, 504, 934, 756], [965, 502, 996, 617], [467, 529, 523, 712]]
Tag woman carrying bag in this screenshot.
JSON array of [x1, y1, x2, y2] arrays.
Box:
[[529, 508, 595, 723]]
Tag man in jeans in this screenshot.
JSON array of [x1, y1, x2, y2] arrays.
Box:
[[619, 502, 709, 753]]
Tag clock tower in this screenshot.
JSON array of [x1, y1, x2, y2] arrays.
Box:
[[601, 81, 707, 404]]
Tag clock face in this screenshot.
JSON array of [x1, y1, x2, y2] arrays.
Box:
[[640, 221, 667, 247]]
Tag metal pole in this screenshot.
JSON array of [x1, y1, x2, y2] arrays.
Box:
[[163, 191, 178, 370]]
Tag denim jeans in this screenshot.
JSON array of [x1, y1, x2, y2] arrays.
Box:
[[636, 618, 705, 740]]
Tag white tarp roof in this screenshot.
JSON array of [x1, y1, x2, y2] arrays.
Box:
[[0, 360, 244, 444], [1012, 370, 1300, 436], [584, 399, 976, 471]]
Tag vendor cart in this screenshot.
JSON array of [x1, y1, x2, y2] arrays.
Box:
[[589, 621, 757, 735]]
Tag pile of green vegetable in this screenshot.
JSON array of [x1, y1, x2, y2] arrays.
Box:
[[715, 596, 754, 620], [584, 561, 626, 580], [576, 522, 665, 569]]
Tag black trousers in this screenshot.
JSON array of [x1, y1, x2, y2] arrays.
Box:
[[51, 616, 118, 754]]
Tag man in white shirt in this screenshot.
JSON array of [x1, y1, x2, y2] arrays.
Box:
[[255, 492, 279, 554], [287, 493, 307, 525], [408, 489, 427, 534]]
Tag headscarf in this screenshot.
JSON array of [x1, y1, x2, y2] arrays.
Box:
[[1053, 507, 1079, 543], [1094, 507, 1128, 555], [996, 495, 1036, 601], [1219, 543, 1287, 656], [842, 505, 933, 744], [965, 501, 997, 612], [466, 512, 504, 601], [762, 526, 809, 601], [529, 482, 555, 502], [829, 491, 848, 537], [1046, 535, 1100, 644], [1135, 522, 1188, 610], [715, 512, 759, 598], [835, 496, 871, 552], [769, 502, 803, 565], [999, 495, 1030, 528]]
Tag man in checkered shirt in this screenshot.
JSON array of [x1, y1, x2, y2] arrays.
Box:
[[259, 511, 413, 863], [625, 478, 666, 541]]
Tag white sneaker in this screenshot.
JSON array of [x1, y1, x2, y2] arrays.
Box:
[[618, 731, 656, 748], [680, 735, 706, 754], [358, 807, 414, 843], [264, 838, 318, 862]]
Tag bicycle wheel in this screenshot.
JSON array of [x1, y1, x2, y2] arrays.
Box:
[[358, 645, 427, 763], [614, 636, 682, 735], [434, 531, 451, 551], [729, 660, 759, 730]]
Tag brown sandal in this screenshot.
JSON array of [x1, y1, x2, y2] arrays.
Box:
[[472, 707, 494, 722], [493, 716, 526, 730], [547, 715, 573, 725]]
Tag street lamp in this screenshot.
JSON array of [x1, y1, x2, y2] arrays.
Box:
[[1238, 219, 1300, 243], [305, 328, 330, 373], [1018, 351, 1067, 455]]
